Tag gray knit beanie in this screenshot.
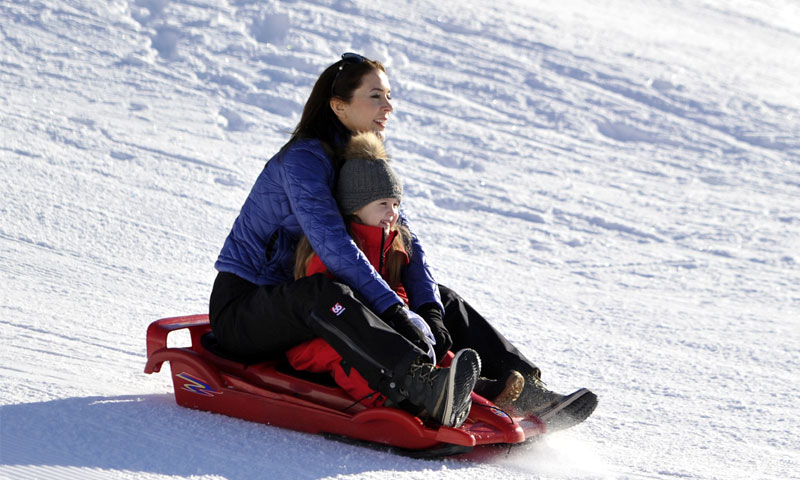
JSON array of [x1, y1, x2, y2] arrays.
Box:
[[336, 132, 403, 214]]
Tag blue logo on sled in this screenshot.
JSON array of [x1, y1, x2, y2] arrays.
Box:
[[490, 406, 509, 418], [176, 372, 222, 397]]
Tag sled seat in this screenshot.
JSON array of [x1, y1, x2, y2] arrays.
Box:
[[145, 314, 367, 412], [199, 330, 339, 388]]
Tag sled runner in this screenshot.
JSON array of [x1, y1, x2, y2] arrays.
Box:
[[145, 315, 547, 457]]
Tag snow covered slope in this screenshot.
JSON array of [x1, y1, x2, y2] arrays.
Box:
[[2, 0, 798, 478]]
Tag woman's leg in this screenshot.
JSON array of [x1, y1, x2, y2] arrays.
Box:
[[209, 272, 482, 427], [210, 272, 420, 394], [209, 273, 444, 403], [209, 272, 317, 357], [438, 285, 598, 427], [438, 284, 541, 380]]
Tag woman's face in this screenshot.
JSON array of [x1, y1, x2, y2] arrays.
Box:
[[331, 69, 393, 139]]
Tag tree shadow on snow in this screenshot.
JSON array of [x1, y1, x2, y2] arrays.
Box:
[[0, 395, 476, 478]]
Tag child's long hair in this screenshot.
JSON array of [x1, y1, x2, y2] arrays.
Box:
[[294, 218, 412, 289]]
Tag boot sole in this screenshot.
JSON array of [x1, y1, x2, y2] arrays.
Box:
[[538, 388, 598, 432], [441, 349, 481, 427]]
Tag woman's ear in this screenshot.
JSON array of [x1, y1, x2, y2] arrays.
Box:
[[330, 98, 347, 119]]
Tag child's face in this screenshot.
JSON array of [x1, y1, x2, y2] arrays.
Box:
[[354, 197, 400, 233]]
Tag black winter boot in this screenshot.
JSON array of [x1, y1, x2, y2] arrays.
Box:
[[513, 376, 598, 432], [400, 349, 481, 427]]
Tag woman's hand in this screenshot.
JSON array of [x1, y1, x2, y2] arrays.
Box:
[[416, 303, 453, 364], [380, 304, 436, 363]]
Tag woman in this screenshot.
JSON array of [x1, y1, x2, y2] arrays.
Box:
[[210, 53, 479, 428], [210, 53, 597, 431]]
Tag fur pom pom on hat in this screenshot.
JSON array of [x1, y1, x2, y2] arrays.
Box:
[[336, 132, 403, 214]]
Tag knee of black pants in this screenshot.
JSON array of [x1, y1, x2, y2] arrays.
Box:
[[437, 283, 541, 380], [305, 279, 422, 397], [309, 278, 355, 313]]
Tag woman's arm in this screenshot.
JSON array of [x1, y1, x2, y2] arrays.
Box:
[[280, 142, 403, 313], [399, 212, 443, 311], [399, 212, 451, 362]]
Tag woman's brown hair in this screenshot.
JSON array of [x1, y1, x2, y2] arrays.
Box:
[[283, 55, 387, 169]]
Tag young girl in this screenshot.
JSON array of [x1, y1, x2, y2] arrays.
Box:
[[287, 132, 524, 412], [287, 132, 433, 408]]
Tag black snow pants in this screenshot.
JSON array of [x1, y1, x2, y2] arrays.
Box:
[[438, 284, 541, 381], [209, 272, 540, 402]]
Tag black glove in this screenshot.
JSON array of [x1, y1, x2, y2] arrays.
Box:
[[380, 304, 430, 353], [416, 302, 452, 364]]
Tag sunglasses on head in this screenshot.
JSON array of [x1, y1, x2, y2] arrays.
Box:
[[330, 52, 367, 97]]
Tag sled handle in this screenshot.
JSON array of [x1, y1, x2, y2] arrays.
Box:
[[146, 314, 210, 358], [144, 346, 223, 389]]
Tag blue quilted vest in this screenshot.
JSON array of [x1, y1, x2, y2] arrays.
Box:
[[215, 138, 441, 313]]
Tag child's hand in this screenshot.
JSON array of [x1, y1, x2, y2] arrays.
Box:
[[406, 309, 437, 363], [405, 310, 436, 345], [380, 304, 436, 363]]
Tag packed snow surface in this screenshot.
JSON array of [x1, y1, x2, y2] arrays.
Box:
[[2, 0, 799, 479]]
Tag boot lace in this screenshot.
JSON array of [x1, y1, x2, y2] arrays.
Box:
[[407, 362, 437, 387], [529, 376, 547, 388]]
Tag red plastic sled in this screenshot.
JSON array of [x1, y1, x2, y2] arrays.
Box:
[[145, 314, 546, 457]]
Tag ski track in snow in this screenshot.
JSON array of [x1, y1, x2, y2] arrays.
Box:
[[2, 0, 799, 479]]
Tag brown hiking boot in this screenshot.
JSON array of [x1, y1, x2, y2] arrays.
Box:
[[474, 370, 525, 407]]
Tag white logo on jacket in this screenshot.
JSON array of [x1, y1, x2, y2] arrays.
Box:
[[331, 303, 346, 316]]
